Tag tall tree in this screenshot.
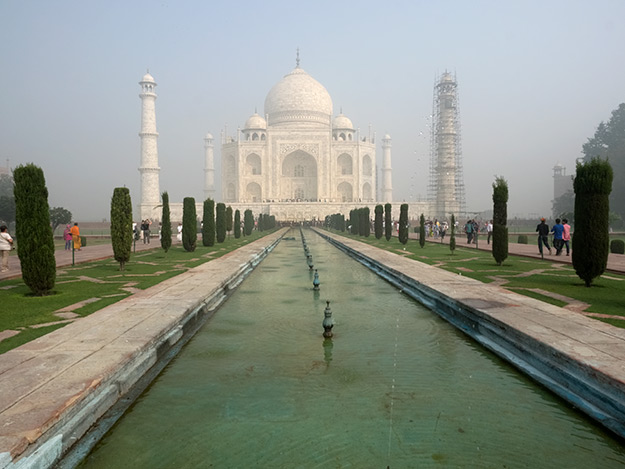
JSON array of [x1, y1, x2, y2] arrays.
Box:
[[573, 158, 613, 287], [110, 187, 133, 270], [13, 164, 56, 295], [226, 205, 233, 235], [582, 103, 625, 222], [384, 203, 392, 241], [363, 207, 370, 237], [49, 207, 72, 233], [552, 189, 575, 221], [216, 202, 226, 243], [449, 214, 456, 254], [0, 174, 13, 197], [492, 176, 509, 266], [182, 197, 197, 252], [398, 204, 408, 244], [244, 209, 254, 235], [0, 195, 16, 225], [160, 192, 172, 253], [234, 209, 241, 239], [202, 198, 215, 247], [419, 213, 426, 248], [374, 205, 383, 239]]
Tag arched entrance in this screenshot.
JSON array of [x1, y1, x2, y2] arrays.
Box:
[[281, 150, 317, 201]]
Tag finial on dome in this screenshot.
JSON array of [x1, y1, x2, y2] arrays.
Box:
[[296, 47, 300, 68], [254, 106, 258, 114]]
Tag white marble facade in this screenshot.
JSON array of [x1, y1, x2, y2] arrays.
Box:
[[220, 64, 378, 213]]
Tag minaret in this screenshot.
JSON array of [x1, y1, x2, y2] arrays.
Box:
[[382, 134, 393, 202], [430, 71, 465, 219], [204, 133, 215, 200], [138, 71, 160, 221]]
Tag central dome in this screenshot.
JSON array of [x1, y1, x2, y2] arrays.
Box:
[[264, 67, 333, 127]]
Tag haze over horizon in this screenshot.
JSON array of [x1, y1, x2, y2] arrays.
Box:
[[1, 1, 624, 222]]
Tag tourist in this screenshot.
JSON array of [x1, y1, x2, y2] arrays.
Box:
[[465, 220, 473, 244], [0, 225, 13, 272], [70, 223, 81, 251], [536, 218, 551, 255], [63, 224, 72, 250], [562, 218, 571, 256], [177, 222, 183, 242], [141, 219, 152, 244], [440, 221, 448, 242], [551, 218, 564, 256], [486, 220, 493, 244]]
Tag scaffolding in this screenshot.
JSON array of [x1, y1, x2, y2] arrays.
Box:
[[428, 72, 466, 219]]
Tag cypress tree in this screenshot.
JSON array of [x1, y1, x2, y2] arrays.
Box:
[[202, 198, 215, 247], [492, 176, 509, 266], [398, 204, 409, 244], [384, 203, 392, 241], [226, 206, 233, 235], [419, 213, 426, 248], [182, 197, 197, 252], [160, 192, 172, 253], [258, 213, 264, 232], [374, 205, 383, 239], [234, 209, 241, 238], [244, 209, 254, 235], [110, 187, 133, 270], [351, 209, 359, 235], [13, 164, 56, 295], [573, 157, 613, 287], [363, 207, 370, 237], [450, 214, 456, 254], [216, 202, 226, 243]]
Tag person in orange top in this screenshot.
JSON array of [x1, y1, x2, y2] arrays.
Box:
[[70, 222, 81, 251]]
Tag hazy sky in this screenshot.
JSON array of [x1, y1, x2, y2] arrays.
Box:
[[1, 0, 624, 221]]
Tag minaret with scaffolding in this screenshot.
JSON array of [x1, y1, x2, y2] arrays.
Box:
[[429, 71, 465, 219]]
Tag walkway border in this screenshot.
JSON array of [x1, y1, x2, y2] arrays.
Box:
[[0, 229, 286, 469], [315, 229, 625, 439]]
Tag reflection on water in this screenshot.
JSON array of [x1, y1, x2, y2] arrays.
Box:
[[81, 229, 625, 468]]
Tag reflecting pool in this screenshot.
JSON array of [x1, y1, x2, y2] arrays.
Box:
[[80, 229, 625, 468]]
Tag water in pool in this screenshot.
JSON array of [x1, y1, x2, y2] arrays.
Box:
[[80, 229, 625, 468]]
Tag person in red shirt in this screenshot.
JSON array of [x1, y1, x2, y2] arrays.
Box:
[[562, 218, 571, 256]]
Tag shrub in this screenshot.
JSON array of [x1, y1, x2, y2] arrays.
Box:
[[216, 202, 226, 243], [492, 176, 509, 266], [226, 206, 233, 234], [573, 157, 613, 287], [182, 197, 197, 252], [419, 213, 426, 248], [81, 236, 87, 247], [110, 187, 133, 271], [374, 205, 383, 239], [517, 234, 528, 244], [13, 164, 56, 295], [450, 214, 456, 254], [398, 204, 408, 244], [161, 192, 172, 253], [244, 209, 254, 235], [610, 239, 624, 254], [234, 209, 241, 239], [202, 199, 215, 247]]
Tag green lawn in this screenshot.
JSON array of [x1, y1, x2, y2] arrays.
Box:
[[0, 231, 274, 354], [327, 229, 625, 327]]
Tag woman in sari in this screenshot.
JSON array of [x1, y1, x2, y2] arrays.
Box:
[[70, 223, 81, 251]]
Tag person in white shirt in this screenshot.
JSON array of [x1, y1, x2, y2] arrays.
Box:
[[0, 225, 14, 272], [486, 220, 493, 244]]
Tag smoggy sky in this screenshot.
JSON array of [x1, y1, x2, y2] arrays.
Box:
[[1, 0, 624, 221]]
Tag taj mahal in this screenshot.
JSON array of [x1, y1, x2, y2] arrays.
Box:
[[138, 56, 465, 223]]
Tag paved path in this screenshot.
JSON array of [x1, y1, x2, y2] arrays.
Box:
[[408, 232, 625, 274], [0, 237, 169, 282]]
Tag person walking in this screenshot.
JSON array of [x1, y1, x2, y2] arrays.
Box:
[[551, 218, 564, 256], [465, 220, 474, 244], [562, 218, 571, 256], [141, 219, 152, 244], [63, 224, 72, 250], [486, 220, 493, 244], [536, 218, 551, 256], [0, 225, 14, 272], [70, 222, 81, 251]]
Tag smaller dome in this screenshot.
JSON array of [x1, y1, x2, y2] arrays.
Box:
[[244, 112, 267, 130], [205, 132, 214, 140], [333, 113, 353, 130], [384, 134, 391, 140], [141, 72, 155, 83]]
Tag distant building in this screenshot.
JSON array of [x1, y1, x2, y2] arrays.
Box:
[[553, 163, 573, 200]]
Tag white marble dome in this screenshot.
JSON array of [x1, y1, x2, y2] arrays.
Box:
[[244, 112, 267, 130], [141, 72, 155, 83], [264, 67, 333, 126], [333, 113, 353, 130]]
